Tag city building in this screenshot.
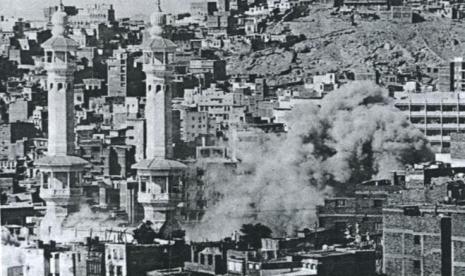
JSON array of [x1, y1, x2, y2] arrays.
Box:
[[107, 49, 129, 97], [68, 3, 115, 31], [436, 57, 465, 92], [287, 249, 377, 276], [394, 91, 465, 153], [383, 180, 465, 276], [104, 242, 189, 276], [317, 178, 402, 245]]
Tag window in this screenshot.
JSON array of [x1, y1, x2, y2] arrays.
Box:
[[43, 172, 50, 188], [335, 221, 346, 231], [116, 266, 123, 276], [200, 254, 205, 265], [46, 51, 52, 63], [413, 260, 420, 269], [335, 199, 346, 207], [373, 199, 383, 208], [208, 255, 213, 265], [414, 235, 421, 245]]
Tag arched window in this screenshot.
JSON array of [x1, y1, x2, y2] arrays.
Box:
[[58, 83, 63, 90], [50, 83, 53, 90], [148, 85, 152, 91], [156, 85, 162, 93]]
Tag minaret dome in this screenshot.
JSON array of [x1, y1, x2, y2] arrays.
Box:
[[149, 0, 165, 38], [51, 1, 67, 37]]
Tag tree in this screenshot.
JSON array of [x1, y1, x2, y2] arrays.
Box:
[[133, 221, 156, 244], [240, 223, 272, 249]]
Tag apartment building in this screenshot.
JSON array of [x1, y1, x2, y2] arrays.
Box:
[[394, 92, 465, 153], [107, 49, 129, 97]]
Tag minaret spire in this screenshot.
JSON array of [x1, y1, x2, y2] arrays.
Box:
[[51, 0, 67, 37], [149, 0, 164, 38]]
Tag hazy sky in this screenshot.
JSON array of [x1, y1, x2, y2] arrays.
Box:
[[0, 0, 193, 19]]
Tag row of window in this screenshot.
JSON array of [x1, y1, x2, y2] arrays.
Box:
[[49, 82, 71, 91]]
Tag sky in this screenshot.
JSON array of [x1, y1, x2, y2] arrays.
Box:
[[0, 0, 193, 19]]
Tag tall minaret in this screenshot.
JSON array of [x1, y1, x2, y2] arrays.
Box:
[[132, 0, 186, 235], [36, 1, 88, 240]]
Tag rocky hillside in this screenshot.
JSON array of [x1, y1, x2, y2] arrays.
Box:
[[227, 5, 465, 87]]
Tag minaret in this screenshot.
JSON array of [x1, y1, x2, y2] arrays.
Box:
[[36, 2, 88, 240], [132, 0, 186, 235]]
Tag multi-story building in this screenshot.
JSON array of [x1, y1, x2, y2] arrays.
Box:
[[383, 179, 465, 276], [68, 3, 115, 31], [394, 91, 465, 153], [317, 178, 403, 245], [107, 49, 129, 97], [436, 57, 465, 92], [189, 59, 227, 82], [0, 122, 37, 160], [206, 12, 233, 35], [184, 85, 246, 133], [104, 243, 189, 276], [190, 1, 218, 18], [179, 106, 210, 142], [8, 98, 31, 123], [50, 249, 88, 276], [31, 106, 47, 131]]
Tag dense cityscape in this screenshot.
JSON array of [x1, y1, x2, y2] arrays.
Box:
[[0, 0, 465, 275]]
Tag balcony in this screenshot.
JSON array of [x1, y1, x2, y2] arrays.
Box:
[[138, 192, 182, 205], [44, 60, 77, 72], [40, 188, 81, 199], [184, 262, 217, 275]]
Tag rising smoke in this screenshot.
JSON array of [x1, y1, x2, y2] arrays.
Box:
[[2, 226, 25, 275], [39, 203, 129, 243], [185, 82, 433, 240]]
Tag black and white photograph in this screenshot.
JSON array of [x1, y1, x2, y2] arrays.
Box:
[[0, 0, 464, 275]]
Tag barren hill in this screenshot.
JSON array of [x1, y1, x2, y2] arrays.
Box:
[[227, 5, 465, 86]]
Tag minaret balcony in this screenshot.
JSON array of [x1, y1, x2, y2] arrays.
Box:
[[44, 61, 77, 72], [40, 187, 81, 200], [138, 191, 182, 206], [143, 64, 174, 75]]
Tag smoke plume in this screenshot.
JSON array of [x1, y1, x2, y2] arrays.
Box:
[[2, 227, 25, 275], [39, 203, 129, 243], [185, 82, 433, 240]]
